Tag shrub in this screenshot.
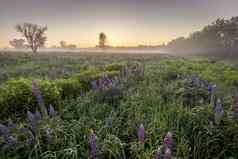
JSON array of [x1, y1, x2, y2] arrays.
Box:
[[55, 78, 82, 98], [0, 78, 61, 119], [105, 62, 127, 72]]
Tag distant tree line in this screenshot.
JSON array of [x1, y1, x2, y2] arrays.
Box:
[[9, 38, 26, 49], [59, 41, 77, 49], [166, 17, 238, 56]]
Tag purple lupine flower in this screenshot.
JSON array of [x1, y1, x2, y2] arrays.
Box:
[[35, 109, 42, 121], [138, 124, 145, 145], [164, 148, 172, 159], [32, 80, 48, 117], [155, 146, 162, 159], [214, 98, 224, 125], [164, 131, 173, 149], [48, 104, 56, 118], [0, 124, 17, 145], [0, 124, 10, 137], [91, 81, 99, 91], [208, 84, 216, 93], [27, 111, 38, 135], [20, 127, 30, 135], [233, 96, 238, 119], [89, 130, 97, 159], [208, 84, 216, 105], [5, 136, 18, 145]]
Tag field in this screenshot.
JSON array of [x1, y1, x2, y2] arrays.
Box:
[[0, 51, 238, 159]]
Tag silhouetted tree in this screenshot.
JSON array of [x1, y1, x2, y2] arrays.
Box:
[[15, 23, 47, 53], [9, 39, 25, 49], [60, 41, 67, 48], [99, 32, 107, 48], [67, 44, 77, 49]]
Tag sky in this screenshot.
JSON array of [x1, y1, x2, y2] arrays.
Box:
[[0, 0, 238, 48]]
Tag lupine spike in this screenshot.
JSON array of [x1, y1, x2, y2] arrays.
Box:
[[35, 109, 42, 121], [208, 84, 216, 105], [48, 104, 56, 118], [0, 124, 17, 145], [27, 135, 36, 145], [0, 124, 10, 136], [138, 124, 145, 145], [214, 98, 224, 125], [155, 146, 162, 159], [89, 130, 97, 159], [27, 111, 37, 135], [91, 81, 99, 91], [164, 131, 173, 149], [6, 136, 18, 145], [32, 80, 48, 117], [164, 148, 172, 159]]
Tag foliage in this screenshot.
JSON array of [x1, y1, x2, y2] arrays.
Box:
[[0, 78, 60, 120], [166, 17, 238, 55], [1, 54, 238, 158]]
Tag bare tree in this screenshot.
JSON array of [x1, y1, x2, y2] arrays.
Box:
[[15, 23, 48, 53], [99, 32, 107, 48], [9, 38, 25, 49]]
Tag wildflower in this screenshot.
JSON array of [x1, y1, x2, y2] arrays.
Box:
[[34, 109, 42, 121], [164, 148, 172, 159], [233, 96, 238, 119], [48, 104, 56, 118], [0, 124, 17, 145], [6, 136, 18, 145], [27, 111, 38, 135], [32, 80, 48, 117], [89, 130, 97, 159], [138, 124, 145, 145], [91, 81, 99, 91], [155, 146, 162, 159], [164, 131, 173, 149], [27, 136, 36, 145], [0, 124, 10, 137], [213, 98, 224, 125], [208, 84, 216, 105]]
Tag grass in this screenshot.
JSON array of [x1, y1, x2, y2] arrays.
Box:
[[0, 51, 238, 159]]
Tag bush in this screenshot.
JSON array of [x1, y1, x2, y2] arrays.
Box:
[[55, 78, 82, 98], [0, 78, 61, 119], [105, 62, 127, 72]]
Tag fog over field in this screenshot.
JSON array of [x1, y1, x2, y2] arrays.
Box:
[[1, 0, 238, 158]]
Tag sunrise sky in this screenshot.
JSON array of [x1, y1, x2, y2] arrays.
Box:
[[1, 0, 238, 48]]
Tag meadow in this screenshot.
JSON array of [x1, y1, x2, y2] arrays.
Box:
[[0, 51, 238, 159]]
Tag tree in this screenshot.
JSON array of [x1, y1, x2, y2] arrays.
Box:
[[15, 23, 48, 53], [67, 44, 77, 49], [99, 32, 107, 48], [9, 39, 25, 49], [60, 41, 67, 48]]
